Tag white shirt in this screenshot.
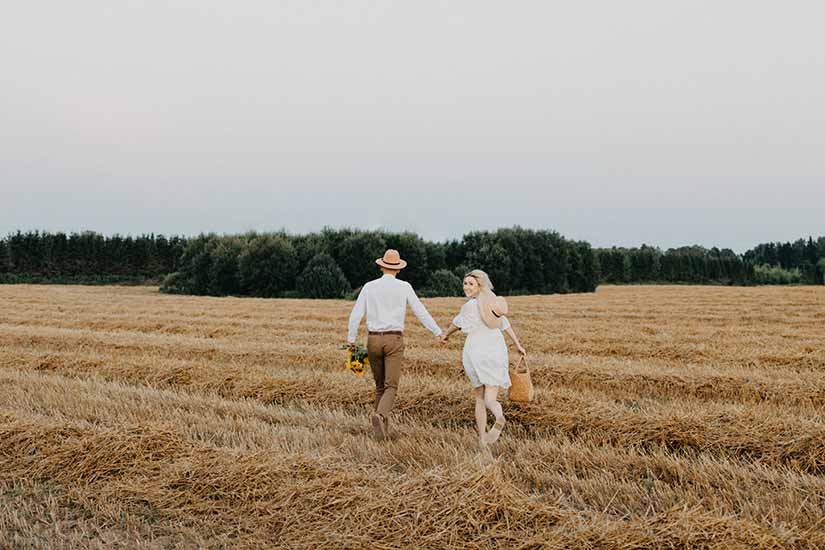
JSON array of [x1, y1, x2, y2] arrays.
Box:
[[347, 274, 442, 343]]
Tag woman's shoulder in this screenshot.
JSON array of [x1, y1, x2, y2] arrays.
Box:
[[460, 298, 479, 312]]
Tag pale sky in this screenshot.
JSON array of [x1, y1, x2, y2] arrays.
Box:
[[2, 1, 823, 252]]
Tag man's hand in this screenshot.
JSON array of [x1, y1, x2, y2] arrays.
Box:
[[437, 334, 448, 345]]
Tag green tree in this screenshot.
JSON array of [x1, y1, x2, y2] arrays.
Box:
[[597, 248, 627, 283], [817, 238, 825, 260], [753, 264, 801, 285], [296, 253, 351, 298], [627, 245, 660, 282], [424, 241, 447, 273], [537, 231, 569, 293], [47, 232, 69, 275], [0, 239, 9, 273], [804, 237, 818, 265], [160, 271, 185, 294], [292, 233, 328, 272], [176, 234, 218, 295], [444, 239, 466, 272], [333, 232, 387, 289], [493, 228, 526, 291], [156, 235, 187, 273], [8, 231, 44, 273], [385, 232, 429, 289], [464, 231, 512, 291], [238, 234, 298, 297], [570, 241, 600, 292], [207, 236, 244, 296], [777, 242, 796, 269], [512, 229, 546, 293], [425, 269, 463, 297]]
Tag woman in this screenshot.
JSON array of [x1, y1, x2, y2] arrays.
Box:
[[439, 270, 526, 446]]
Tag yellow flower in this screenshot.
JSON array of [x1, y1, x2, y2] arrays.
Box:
[[348, 359, 365, 376], [343, 344, 368, 376]]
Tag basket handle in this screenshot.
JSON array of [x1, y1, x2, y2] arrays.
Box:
[[513, 353, 529, 374]]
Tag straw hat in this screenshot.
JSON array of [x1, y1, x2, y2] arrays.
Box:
[[375, 249, 407, 270], [478, 288, 509, 329]]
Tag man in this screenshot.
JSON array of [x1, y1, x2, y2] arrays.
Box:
[[347, 249, 443, 440]]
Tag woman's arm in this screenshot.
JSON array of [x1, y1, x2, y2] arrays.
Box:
[[503, 325, 526, 356]]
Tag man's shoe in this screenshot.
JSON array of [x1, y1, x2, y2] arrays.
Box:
[[371, 413, 386, 441]]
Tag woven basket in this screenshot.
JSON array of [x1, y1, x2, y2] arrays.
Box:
[[508, 354, 534, 403]]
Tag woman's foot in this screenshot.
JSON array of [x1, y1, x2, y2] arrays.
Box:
[[484, 417, 506, 444]]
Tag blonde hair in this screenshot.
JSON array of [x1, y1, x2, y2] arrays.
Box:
[[464, 269, 494, 290]]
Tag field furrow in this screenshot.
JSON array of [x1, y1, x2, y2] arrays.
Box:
[[2, 368, 824, 529], [2, 411, 823, 549], [5, 325, 825, 412]]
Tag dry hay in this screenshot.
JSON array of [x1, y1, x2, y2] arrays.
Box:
[[1, 283, 825, 548]]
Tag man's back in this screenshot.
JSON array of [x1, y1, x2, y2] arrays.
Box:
[[361, 275, 409, 331], [347, 274, 441, 342]]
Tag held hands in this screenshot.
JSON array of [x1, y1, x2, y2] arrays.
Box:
[[437, 333, 449, 346]]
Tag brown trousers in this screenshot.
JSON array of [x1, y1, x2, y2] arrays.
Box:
[[367, 333, 405, 418]]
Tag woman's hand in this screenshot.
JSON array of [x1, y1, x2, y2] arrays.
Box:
[[516, 344, 526, 356], [438, 334, 449, 345]]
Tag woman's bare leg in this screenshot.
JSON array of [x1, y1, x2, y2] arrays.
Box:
[[483, 386, 506, 444], [483, 386, 504, 422], [474, 386, 487, 440]]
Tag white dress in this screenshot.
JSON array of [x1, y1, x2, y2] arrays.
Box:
[[452, 298, 511, 388]]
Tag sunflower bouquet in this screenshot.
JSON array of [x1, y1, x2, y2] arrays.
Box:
[[341, 344, 369, 377]]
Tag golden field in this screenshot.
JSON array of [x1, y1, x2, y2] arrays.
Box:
[[1, 283, 824, 549]]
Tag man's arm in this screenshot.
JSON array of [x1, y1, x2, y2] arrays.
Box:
[[406, 285, 442, 337], [346, 287, 367, 344], [438, 323, 460, 344]]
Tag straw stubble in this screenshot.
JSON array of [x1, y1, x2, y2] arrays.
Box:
[[1, 283, 824, 548]]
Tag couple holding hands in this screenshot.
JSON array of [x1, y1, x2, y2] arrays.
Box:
[[346, 249, 527, 447]]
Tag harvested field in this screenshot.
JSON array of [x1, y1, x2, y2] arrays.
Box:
[[1, 284, 825, 549]]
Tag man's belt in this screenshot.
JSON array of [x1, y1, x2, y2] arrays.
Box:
[[368, 330, 403, 336]]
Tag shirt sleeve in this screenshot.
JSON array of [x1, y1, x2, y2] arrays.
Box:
[[452, 302, 466, 329], [499, 316, 511, 331], [347, 286, 367, 343], [406, 284, 442, 336]]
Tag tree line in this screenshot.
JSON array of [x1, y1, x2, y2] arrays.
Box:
[[1, 229, 823, 296], [597, 237, 825, 286], [159, 227, 599, 298], [0, 231, 185, 284], [0, 228, 598, 297]]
